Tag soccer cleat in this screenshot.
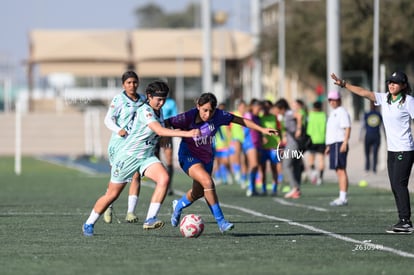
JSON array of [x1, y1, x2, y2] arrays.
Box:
[[143, 217, 165, 230], [82, 223, 94, 237], [284, 189, 301, 199], [171, 200, 182, 227], [329, 198, 348, 206], [125, 212, 139, 223], [316, 178, 323, 186], [386, 219, 413, 234], [103, 206, 113, 224], [246, 189, 259, 197], [310, 170, 318, 185], [218, 220, 234, 233]]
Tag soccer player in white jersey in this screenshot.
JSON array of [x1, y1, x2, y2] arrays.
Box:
[[331, 71, 414, 234], [82, 81, 200, 236], [103, 71, 145, 224], [155, 96, 178, 196]]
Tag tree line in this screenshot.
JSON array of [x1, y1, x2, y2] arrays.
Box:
[[135, 0, 414, 87]]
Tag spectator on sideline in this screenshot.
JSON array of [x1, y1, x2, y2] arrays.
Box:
[[168, 93, 278, 232], [270, 102, 286, 187], [82, 81, 200, 236], [228, 99, 248, 186], [331, 71, 414, 234], [361, 101, 382, 174], [213, 102, 234, 185], [259, 100, 280, 196], [306, 101, 327, 185], [243, 99, 263, 197], [325, 90, 351, 206], [274, 98, 303, 199]]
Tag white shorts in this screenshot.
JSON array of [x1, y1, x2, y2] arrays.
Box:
[[110, 154, 160, 183]]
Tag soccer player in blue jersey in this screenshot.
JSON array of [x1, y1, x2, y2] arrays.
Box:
[[103, 71, 145, 224], [168, 93, 278, 233], [82, 81, 200, 236]]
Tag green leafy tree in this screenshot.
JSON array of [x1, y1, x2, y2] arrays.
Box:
[[134, 3, 200, 28], [261, 0, 414, 83]]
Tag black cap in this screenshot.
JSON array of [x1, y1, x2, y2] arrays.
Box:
[[387, 71, 408, 84]]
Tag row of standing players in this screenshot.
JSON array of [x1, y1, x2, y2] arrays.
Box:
[[212, 98, 325, 199], [213, 90, 383, 206], [213, 70, 414, 235], [82, 71, 277, 236]]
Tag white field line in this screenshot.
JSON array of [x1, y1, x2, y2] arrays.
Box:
[[273, 198, 329, 212], [220, 202, 414, 259], [30, 160, 414, 259], [124, 182, 414, 258], [36, 156, 97, 175], [4, 184, 414, 258]]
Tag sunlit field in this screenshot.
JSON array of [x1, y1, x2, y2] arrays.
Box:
[[1, 156, 414, 275]]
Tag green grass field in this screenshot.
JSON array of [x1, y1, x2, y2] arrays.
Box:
[[1, 156, 414, 275]]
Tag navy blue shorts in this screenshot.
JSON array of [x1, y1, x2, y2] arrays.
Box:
[[329, 142, 348, 170], [178, 142, 213, 174]]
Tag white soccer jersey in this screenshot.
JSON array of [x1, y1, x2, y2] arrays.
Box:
[[104, 92, 145, 161], [104, 92, 145, 136], [325, 106, 351, 145], [374, 92, 414, 152], [121, 103, 164, 159]]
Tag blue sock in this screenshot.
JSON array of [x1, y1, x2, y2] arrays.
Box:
[[272, 182, 278, 193], [209, 203, 224, 223], [249, 171, 257, 192], [219, 164, 228, 183], [241, 173, 247, 183], [176, 195, 192, 212], [262, 181, 267, 193], [278, 174, 283, 184], [214, 169, 221, 181], [232, 163, 241, 175]]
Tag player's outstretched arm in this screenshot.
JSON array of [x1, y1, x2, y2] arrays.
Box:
[[330, 73, 376, 102], [148, 121, 200, 138], [231, 116, 278, 136]]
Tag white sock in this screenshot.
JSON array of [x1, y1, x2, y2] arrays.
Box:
[[127, 195, 138, 214], [145, 202, 161, 220], [339, 191, 347, 201], [85, 210, 100, 225]]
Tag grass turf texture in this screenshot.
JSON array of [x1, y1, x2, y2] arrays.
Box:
[[1, 156, 414, 275]]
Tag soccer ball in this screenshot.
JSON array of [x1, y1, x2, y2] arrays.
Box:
[[179, 214, 205, 238]]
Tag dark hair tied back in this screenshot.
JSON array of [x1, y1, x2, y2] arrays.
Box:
[[145, 81, 169, 97], [197, 93, 217, 109], [122, 71, 139, 83]]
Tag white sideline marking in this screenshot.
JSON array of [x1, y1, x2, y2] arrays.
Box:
[[33, 159, 413, 259], [36, 156, 98, 175], [144, 182, 414, 258], [273, 198, 329, 212], [220, 202, 414, 259]]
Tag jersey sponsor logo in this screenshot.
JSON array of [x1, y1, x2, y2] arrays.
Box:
[[367, 114, 381, 127]]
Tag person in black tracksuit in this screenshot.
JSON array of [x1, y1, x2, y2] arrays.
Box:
[[331, 71, 414, 234]]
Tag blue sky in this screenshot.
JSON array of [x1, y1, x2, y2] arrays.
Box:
[[0, 0, 250, 70]]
